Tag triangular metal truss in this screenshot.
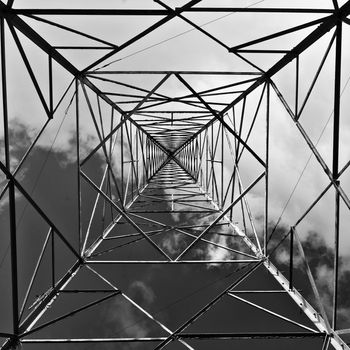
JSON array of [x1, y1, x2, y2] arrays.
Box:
[[0, 1, 350, 349]]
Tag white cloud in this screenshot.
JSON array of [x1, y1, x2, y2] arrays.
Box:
[[161, 231, 183, 255], [104, 280, 156, 343], [130, 280, 155, 305]]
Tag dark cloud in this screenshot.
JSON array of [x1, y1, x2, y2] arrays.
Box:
[[269, 226, 350, 331]]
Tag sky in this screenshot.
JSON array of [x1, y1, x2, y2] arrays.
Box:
[[0, 0, 350, 349]]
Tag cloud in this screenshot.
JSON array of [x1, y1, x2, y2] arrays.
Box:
[[179, 212, 248, 266], [213, 81, 350, 255], [103, 280, 157, 348], [273, 245, 303, 269], [161, 231, 184, 255], [160, 186, 182, 223], [0, 118, 33, 170], [315, 263, 333, 294], [0, 119, 35, 212], [204, 232, 233, 262], [129, 280, 155, 305], [313, 263, 350, 328], [270, 228, 350, 329]]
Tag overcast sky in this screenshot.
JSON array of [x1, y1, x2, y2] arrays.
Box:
[[1, 1, 350, 349]]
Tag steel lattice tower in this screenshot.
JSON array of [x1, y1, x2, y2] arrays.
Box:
[[0, 1, 350, 349]]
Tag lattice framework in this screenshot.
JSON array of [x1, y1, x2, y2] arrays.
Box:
[[0, 1, 350, 349]]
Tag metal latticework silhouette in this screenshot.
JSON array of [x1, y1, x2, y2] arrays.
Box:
[[1, 1, 350, 349]]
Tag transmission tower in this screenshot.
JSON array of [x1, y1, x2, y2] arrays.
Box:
[[0, 1, 350, 349]]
